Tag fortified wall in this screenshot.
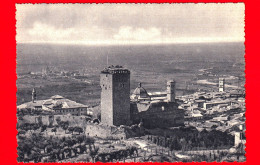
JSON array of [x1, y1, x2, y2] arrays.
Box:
[[85, 123, 144, 139], [19, 115, 88, 128]]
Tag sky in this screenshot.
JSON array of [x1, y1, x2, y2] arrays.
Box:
[[16, 3, 245, 45]]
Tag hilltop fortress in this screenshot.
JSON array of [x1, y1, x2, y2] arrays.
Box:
[[100, 65, 184, 127], [86, 65, 184, 139]]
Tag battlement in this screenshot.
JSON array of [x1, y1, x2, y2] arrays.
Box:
[[167, 80, 175, 84], [101, 65, 130, 74]]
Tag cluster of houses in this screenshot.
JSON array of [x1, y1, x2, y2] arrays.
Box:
[[178, 90, 245, 119], [177, 89, 245, 147]]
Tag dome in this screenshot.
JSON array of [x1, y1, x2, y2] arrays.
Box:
[[131, 83, 151, 101]]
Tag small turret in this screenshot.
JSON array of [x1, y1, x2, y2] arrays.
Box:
[[32, 88, 36, 103]]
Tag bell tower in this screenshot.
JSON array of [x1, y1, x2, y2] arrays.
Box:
[[167, 80, 176, 102], [219, 78, 225, 92]]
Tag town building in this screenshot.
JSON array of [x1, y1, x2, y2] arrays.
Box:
[[229, 90, 245, 98], [233, 124, 246, 146], [17, 90, 89, 116], [203, 100, 231, 110], [51, 95, 89, 116], [148, 91, 167, 101], [195, 99, 205, 108]]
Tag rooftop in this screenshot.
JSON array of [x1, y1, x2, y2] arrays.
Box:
[[17, 100, 45, 109], [17, 95, 88, 110], [50, 95, 64, 100], [131, 83, 151, 100], [101, 65, 130, 74]]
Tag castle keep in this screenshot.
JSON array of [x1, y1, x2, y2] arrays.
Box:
[[100, 65, 131, 126]]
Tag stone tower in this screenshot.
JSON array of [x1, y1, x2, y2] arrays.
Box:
[[32, 88, 36, 103], [219, 78, 225, 92], [100, 65, 130, 126], [167, 80, 175, 102]]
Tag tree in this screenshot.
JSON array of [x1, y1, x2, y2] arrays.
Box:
[[74, 127, 83, 135], [18, 116, 24, 121], [65, 138, 75, 148], [72, 147, 78, 157], [56, 117, 61, 126], [41, 125, 47, 132], [68, 127, 74, 134], [60, 121, 69, 133], [30, 150, 42, 163], [76, 135, 85, 144], [97, 112, 101, 121], [90, 147, 99, 162], [120, 150, 128, 162], [86, 136, 95, 150], [236, 143, 245, 155], [18, 142, 33, 161], [80, 145, 87, 154], [109, 152, 116, 162], [153, 137, 157, 144], [51, 127, 57, 135], [211, 125, 218, 130], [19, 130, 26, 135]]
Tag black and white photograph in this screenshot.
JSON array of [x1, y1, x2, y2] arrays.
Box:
[[16, 3, 245, 162]]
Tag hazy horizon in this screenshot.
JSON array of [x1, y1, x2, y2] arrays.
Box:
[[17, 40, 244, 46]]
